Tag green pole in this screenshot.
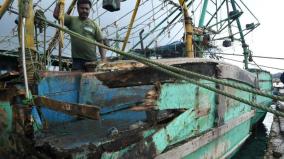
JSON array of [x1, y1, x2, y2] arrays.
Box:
[[231, 0, 249, 69], [198, 0, 209, 27]]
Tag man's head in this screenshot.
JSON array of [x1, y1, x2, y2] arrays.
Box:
[[77, 0, 92, 20]]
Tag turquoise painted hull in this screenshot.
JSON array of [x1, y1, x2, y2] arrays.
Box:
[[0, 58, 273, 158]]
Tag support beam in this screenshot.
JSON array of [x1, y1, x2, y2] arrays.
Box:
[[121, 0, 141, 51], [34, 96, 100, 120], [178, 0, 194, 58]]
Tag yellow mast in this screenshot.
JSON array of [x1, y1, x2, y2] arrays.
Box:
[[18, 0, 35, 49], [178, 0, 194, 58], [18, 0, 35, 97], [0, 0, 14, 19], [58, 0, 65, 70], [121, 0, 141, 51]]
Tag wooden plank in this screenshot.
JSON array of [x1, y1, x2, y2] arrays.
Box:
[[0, 71, 19, 81], [34, 96, 100, 120], [155, 110, 255, 159], [95, 60, 216, 88]]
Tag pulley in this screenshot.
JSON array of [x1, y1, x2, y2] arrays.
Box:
[[102, 0, 120, 12], [229, 10, 241, 20], [222, 40, 231, 47], [246, 23, 255, 30]]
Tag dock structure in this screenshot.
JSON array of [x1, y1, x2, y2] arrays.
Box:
[[266, 102, 284, 158]]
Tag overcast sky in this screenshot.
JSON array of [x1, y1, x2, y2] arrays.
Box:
[[230, 0, 284, 74], [0, 0, 283, 74]]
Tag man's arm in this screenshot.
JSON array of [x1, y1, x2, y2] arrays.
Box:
[[98, 40, 106, 62]]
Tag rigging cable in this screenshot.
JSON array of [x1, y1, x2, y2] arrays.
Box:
[[107, 1, 163, 37], [168, 25, 184, 44], [222, 57, 284, 71], [130, 0, 194, 50], [102, 0, 150, 30], [203, 52, 284, 60]]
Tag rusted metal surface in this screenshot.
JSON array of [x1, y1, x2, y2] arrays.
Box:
[[34, 118, 153, 158], [38, 71, 82, 78], [86, 60, 145, 72], [130, 85, 160, 111], [34, 96, 100, 120]]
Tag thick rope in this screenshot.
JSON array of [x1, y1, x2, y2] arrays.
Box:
[[37, 16, 284, 117], [47, 18, 282, 102]]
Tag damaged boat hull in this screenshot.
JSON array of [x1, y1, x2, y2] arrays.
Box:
[[0, 58, 273, 158]]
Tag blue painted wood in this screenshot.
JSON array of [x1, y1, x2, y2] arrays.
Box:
[[78, 74, 151, 110], [37, 73, 151, 124], [37, 74, 81, 124]]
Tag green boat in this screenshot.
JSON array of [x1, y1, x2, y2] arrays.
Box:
[[0, 0, 279, 158]]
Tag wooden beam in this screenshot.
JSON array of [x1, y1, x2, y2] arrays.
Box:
[[0, 71, 19, 81], [34, 96, 100, 120]]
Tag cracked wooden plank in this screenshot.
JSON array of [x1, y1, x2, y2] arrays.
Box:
[[34, 96, 100, 120]]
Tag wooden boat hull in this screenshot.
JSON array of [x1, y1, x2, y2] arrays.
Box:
[[0, 58, 273, 158]]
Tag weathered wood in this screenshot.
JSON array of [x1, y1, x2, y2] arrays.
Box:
[[155, 110, 255, 159], [0, 71, 19, 81], [216, 84, 226, 126], [34, 96, 100, 120], [217, 64, 256, 87], [95, 59, 217, 88]]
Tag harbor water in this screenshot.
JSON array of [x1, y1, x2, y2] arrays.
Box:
[[233, 112, 274, 159]]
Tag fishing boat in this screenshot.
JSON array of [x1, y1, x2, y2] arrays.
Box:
[[0, 0, 281, 158]]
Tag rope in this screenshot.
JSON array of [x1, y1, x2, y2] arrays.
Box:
[[203, 52, 284, 60], [36, 16, 284, 118], [130, 1, 192, 50], [222, 57, 284, 71]]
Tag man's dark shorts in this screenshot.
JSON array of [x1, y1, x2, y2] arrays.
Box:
[[72, 58, 94, 71]]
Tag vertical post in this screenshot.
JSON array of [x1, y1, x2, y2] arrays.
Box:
[[121, 0, 141, 51], [231, 0, 249, 69], [178, 0, 194, 58], [18, 0, 35, 49], [197, 0, 209, 57], [43, 23, 47, 67], [58, 0, 65, 71], [18, 0, 35, 98], [198, 0, 209, 27]]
